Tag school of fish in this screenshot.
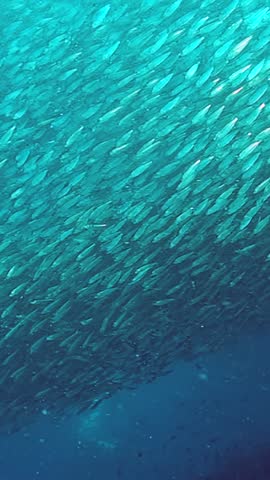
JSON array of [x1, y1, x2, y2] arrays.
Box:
[[0, 0, 269, 431]]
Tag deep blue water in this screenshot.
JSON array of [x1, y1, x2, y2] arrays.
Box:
[[1, 329, 269, 480]]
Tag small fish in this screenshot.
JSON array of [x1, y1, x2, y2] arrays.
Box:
[[0, 0, 269, 433]]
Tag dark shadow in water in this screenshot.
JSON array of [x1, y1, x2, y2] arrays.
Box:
[[203, 444, 270, 480]]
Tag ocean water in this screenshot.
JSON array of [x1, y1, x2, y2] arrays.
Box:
[[0, 330, 270, 479], [0, 0, 270, 477]]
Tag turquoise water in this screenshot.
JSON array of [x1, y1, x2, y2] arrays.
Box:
[[0, 0, 269, 433]]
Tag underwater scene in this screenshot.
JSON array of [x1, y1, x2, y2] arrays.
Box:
[[0, 0, 269, 477]]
